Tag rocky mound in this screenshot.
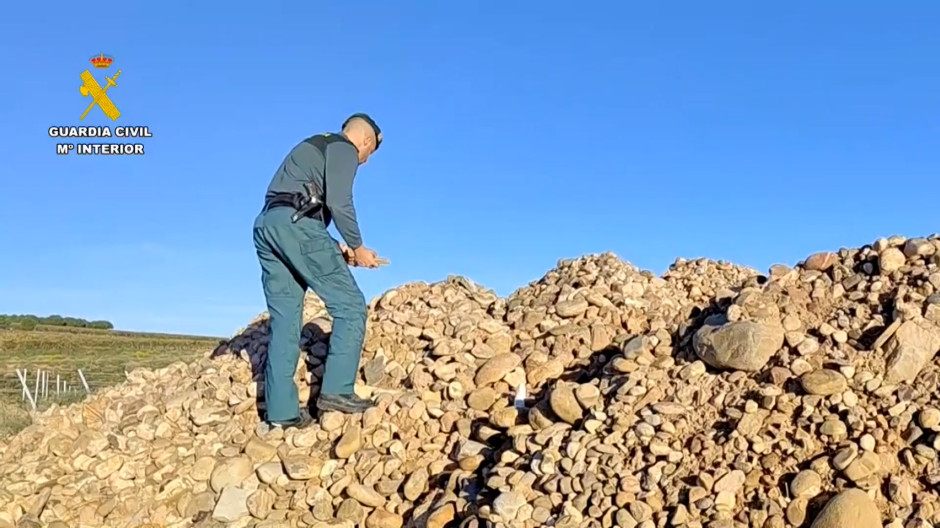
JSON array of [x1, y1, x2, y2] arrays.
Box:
[[2, 235, 940, 528]]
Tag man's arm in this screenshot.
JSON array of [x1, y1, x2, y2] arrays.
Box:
[[324, 142, 363, 249]]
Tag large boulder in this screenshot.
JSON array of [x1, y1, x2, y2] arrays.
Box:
[[693, 320, 785, 371], [810, 488, 881, 528], [884, 320, 940, 383]]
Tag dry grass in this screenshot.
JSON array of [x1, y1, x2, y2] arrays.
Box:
[[0, 402, 31, 438], [0, 327, 221, 437]]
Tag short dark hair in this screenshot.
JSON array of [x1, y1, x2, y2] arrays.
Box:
[[342, 113, 382, 150]]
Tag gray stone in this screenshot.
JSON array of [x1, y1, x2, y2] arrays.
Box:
[[556, 299, 589, 318], [879, 248, 906, 272], [801, 370, 847, 396], [885, 321, 940, 383], [213, 487, 251, 522], [693, 321, 785, 371], [493, 491, 527, 521], [209, 456, 253, 493], [790, 470, 822, 498], [363, 357, 386, 385]]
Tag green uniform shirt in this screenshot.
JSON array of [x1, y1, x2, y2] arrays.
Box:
[[262, 133, 363, 249]]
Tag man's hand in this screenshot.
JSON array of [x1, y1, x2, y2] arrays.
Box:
[[338, 243, 356, 265], [353, 246, 380, 268]]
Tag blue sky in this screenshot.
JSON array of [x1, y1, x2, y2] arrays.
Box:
[[1, 2, 937, 337]]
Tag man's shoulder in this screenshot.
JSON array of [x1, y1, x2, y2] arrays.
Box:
[[287, 133, 357, 172], [301, 132, 356, 151]]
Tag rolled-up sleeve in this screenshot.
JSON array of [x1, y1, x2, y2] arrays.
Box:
[[324, 142, 363, 249]]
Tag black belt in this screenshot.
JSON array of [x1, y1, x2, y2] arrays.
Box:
[[263, 192, 324, 223]]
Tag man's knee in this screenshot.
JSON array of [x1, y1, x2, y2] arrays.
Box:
[[353, 292, 367, 326], [333, 287, 367, 326], [343, 290, 367, 321]]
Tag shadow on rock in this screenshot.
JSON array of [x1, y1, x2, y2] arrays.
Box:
[[211, 317, 336, 416]]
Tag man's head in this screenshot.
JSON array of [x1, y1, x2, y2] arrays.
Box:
[[341, 113, 382, 164]]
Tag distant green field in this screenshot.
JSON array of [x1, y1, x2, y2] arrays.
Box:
[[25, 324, 221, 340], [0, 327, 222, 407]]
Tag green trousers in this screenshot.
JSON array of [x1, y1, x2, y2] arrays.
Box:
[[252, 207, 367, 422]]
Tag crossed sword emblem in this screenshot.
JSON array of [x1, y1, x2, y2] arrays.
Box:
[[79, 69, 122, 121]]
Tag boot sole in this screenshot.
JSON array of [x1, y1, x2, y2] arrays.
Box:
[[268, 418, 314, 430], [316, 400, 373, 414]]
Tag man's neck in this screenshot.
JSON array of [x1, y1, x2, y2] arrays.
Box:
[[340, 131, 361, 153]]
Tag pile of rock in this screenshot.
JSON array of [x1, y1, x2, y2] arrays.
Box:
[[2, 234, 940, 528]]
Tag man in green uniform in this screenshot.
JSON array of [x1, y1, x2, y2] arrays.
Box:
[[252, 113, 383, 428]]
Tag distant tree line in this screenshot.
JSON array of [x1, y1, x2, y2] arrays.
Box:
[[0, 314, 114, 330]]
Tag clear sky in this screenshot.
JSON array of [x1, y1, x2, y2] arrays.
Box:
[[1, 2, 937, 337]]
